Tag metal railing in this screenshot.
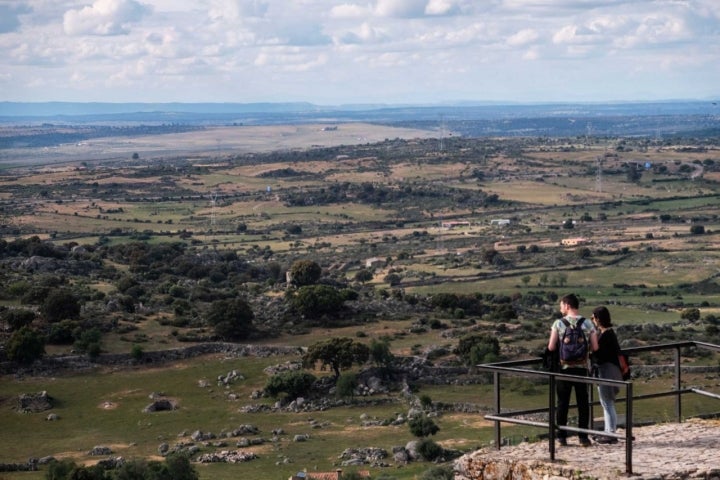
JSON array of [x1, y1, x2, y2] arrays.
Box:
[[475, 341, 720, 475]]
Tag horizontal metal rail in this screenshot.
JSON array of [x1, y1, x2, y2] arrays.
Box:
[[476, 340, 720, 476]]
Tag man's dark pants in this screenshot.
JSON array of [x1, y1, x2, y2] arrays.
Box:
[[556, 366, 589, 441]]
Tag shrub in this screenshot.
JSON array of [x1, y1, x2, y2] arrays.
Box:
[[130, 344, 144, 362], [3, 308, 36, 331], [46, 320, 79, 345], [74, 327, 102, 358], [419, 394, 432, 410], [408, 415, 439, 437], [416, 438, 444, 461], [369, 338, 395, 369], [7, 326, 45, 364], [264, 371, 317, 400], [456, 334, 500, 365], [335, 372, 357, 399], [420, 465, 454, 480], [290, 285, 345, 319]]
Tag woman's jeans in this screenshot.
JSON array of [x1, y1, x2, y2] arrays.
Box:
[[597, 384, 617, 433]]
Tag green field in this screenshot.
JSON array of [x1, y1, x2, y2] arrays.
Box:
[[1, 130, 720, 479]]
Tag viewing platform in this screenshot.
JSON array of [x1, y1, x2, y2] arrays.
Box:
[[455, 418, 720, 479], [459, 341, 720, 479]]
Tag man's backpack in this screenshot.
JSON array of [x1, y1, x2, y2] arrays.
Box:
[[559, 317, 587, 365]]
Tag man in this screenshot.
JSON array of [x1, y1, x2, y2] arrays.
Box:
[[547, 293, 598, 446]]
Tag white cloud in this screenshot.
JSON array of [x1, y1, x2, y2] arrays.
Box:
[[253, 47, 328, 72], [425, 0, 459, 16], [207, 0, 269, 22], [63, 0, 151, 36], [375, 0, 427, 18], [338, 22, 388, 44], [552, 24, 603, 45], [330, 4, 370, 19], [2, 0, 717, 103], [507, 28, 539, 46]]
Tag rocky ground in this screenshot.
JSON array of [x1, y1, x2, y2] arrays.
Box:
[[455, 418, 720, 480]]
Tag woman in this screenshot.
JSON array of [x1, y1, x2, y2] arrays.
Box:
[[590, 306, 623, 444]]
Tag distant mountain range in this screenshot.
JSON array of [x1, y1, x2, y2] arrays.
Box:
[[1, 100, 718, 137]]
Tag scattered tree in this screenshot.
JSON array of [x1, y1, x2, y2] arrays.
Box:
[[681, 308, 701, 322], [384, 272, 401, 286], [205, 298, 254, 341], [7, 326, 45, 364], [288, 260, 322, 287], [41, 289, 81, 323], [290, 284, 345, 319], [354, 269, 374, 283], [302, 337, 370, 379]]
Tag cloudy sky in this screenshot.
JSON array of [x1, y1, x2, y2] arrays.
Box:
[[1, 0, 718, 105]]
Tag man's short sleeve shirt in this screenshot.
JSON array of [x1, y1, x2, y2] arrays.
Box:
[[552, 315, 595, 368]]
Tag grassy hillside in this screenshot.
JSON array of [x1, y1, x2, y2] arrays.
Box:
[[1, 129, 720, 479]]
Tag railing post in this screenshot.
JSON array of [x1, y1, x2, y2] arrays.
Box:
[[549, 373, 556, 461], [494, 371, 501, 449], [674, 346, 682, 422], [589, 376, 595, 431], [625, 381, 633, 475]]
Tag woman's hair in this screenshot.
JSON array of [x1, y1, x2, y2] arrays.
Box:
[[592, 306, 612, 328]]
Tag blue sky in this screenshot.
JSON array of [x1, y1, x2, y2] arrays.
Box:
[[0, 0, 718, 104]]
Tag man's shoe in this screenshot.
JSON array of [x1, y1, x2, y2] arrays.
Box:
[[579, 438, 592, 447], [595, 436, 618, 444], [557, 438, 567, 446]]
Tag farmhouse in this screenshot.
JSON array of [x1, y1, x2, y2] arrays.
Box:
[[441, 220, 471, 229], [561, 237, 591, 246], [365, 257, 385, 268], [490, 218, 511, 226]]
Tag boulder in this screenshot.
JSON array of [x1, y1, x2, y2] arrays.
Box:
[[143, 399, 176, 413], [88, 446, 112, 456]]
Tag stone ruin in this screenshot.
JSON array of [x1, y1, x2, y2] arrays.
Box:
[[16, 391, 53, 413]]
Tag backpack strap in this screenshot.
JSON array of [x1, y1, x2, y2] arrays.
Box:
[[560, 317, 584, 332]]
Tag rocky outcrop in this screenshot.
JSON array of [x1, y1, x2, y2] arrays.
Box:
[[454, 419, 720, 480], [195, 450, 258, 463]]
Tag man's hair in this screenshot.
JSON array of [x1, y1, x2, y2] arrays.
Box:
[[561, 293, 579, 310]]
